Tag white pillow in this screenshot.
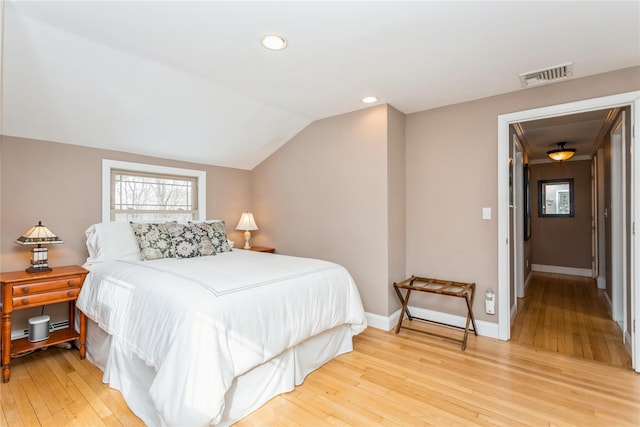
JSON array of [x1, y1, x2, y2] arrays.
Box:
[[85, 222, 141, 265]]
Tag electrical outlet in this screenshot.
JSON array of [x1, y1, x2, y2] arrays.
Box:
[[485, 299, 495, 315], [485, 290, 495, 315]]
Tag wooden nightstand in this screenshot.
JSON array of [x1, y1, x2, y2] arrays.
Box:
[[1, 265, 89, 382], [241, 246, 275, 253]]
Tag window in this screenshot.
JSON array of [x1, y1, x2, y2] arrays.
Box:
[[537, 178, 574, 217], [103, 160, 206, 222]]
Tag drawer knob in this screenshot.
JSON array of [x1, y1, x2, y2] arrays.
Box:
[[20, 287, 30, 294], [20, 299, 29, 306], [67, 280, 75, 286]]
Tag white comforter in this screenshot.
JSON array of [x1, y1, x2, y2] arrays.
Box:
[[77, 250, 367, 426]]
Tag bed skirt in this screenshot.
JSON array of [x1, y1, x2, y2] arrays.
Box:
[[85, 319, 354, 426]]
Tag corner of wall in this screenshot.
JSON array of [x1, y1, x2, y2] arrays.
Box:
[[386, 104, 407, 315]]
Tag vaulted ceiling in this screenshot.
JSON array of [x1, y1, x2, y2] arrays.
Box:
[[2, 1, 639, 169]]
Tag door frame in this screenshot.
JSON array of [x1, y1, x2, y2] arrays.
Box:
[[497, 91, 640, 372]]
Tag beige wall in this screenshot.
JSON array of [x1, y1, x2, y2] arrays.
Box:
[[529, 160, 592, 269], [405, 66, 639, 323], [387, 105, 406, 314], [251, 105, 393, 316], [406, 99, 500, 319], [0, 136, 251, 273]]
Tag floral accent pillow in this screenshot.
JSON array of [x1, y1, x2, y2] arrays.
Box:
[[203, 221, 232, 253], [130, 222, 175, 261], [166, 222, 216, 258]]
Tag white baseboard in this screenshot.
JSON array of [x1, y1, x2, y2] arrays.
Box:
[[531, 264, 592, 277], [597, 276, 606, 289], [603, 290, 612, 311], [524, 271, 533, 291], [624, 329, 632, 354], [365, 311, 400, 331], [509, 272, 534, 323], [365, 307, 500, 340]]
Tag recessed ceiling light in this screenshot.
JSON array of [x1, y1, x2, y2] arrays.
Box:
[[361, 96, 379, 104], [261, 34, 287, 51]]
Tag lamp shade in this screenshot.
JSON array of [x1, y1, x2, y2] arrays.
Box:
[[235, 212, 258, 231], [15, 221, 63, 273], [547, 142, 576, 162], [15, 221, 64, 245]]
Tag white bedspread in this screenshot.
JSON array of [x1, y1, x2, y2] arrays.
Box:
[[77, 250, 367, 426]]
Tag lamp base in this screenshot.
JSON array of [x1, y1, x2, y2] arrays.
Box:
[[243, 230, 252, 249], [28, 246, 51, 273], [26, 266, 52, 273]]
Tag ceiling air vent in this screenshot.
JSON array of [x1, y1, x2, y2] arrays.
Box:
[[519, 63, 573, 88]]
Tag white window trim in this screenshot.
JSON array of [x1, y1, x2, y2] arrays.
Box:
[[102, 159, 206, 222]]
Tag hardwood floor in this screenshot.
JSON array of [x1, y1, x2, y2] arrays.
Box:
[[511, 272, 632, 368], [1, 345, 145, 427], [2, 323, 639, 426]]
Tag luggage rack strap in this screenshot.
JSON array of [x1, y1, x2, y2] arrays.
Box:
[[392, 275, 478, 350]]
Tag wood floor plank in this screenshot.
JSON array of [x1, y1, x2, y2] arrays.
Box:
[[11, 376, 55, 426], [0, 409, 10, 427], [1, 385, 24, 426], [25, 351, 73, 418], [67, 371, 112, 420], [76, 367, 144, 427], [6, 380, 40, 426]]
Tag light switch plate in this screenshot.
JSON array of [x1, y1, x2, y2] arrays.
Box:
[[482, 207, 491, 220]]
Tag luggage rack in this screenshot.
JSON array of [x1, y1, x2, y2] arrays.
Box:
[[392, 276, 477, 350]]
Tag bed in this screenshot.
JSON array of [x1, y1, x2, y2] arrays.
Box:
[[76, 221, 367, 426]]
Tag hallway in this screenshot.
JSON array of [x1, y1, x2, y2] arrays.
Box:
[[511, 272, 631, 369]]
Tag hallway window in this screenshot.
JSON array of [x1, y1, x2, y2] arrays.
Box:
[[538, 178, 574, 217]]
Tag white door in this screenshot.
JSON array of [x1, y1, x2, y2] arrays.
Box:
[[610, 113, 626, 332], [591, 155, 598, 278], [513, 135, 525, 300], [632, 99, 640, 371], [596, 149, 607, 290]]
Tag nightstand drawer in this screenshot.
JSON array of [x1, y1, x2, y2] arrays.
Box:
[[13, 287, 81, 308], [13, 277, 83, 296]]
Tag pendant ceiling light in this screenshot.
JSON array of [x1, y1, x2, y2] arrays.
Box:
[[547, 142, 576, 162]]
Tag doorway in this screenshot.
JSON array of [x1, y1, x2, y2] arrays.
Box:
[[497, 91, 640, 372]]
